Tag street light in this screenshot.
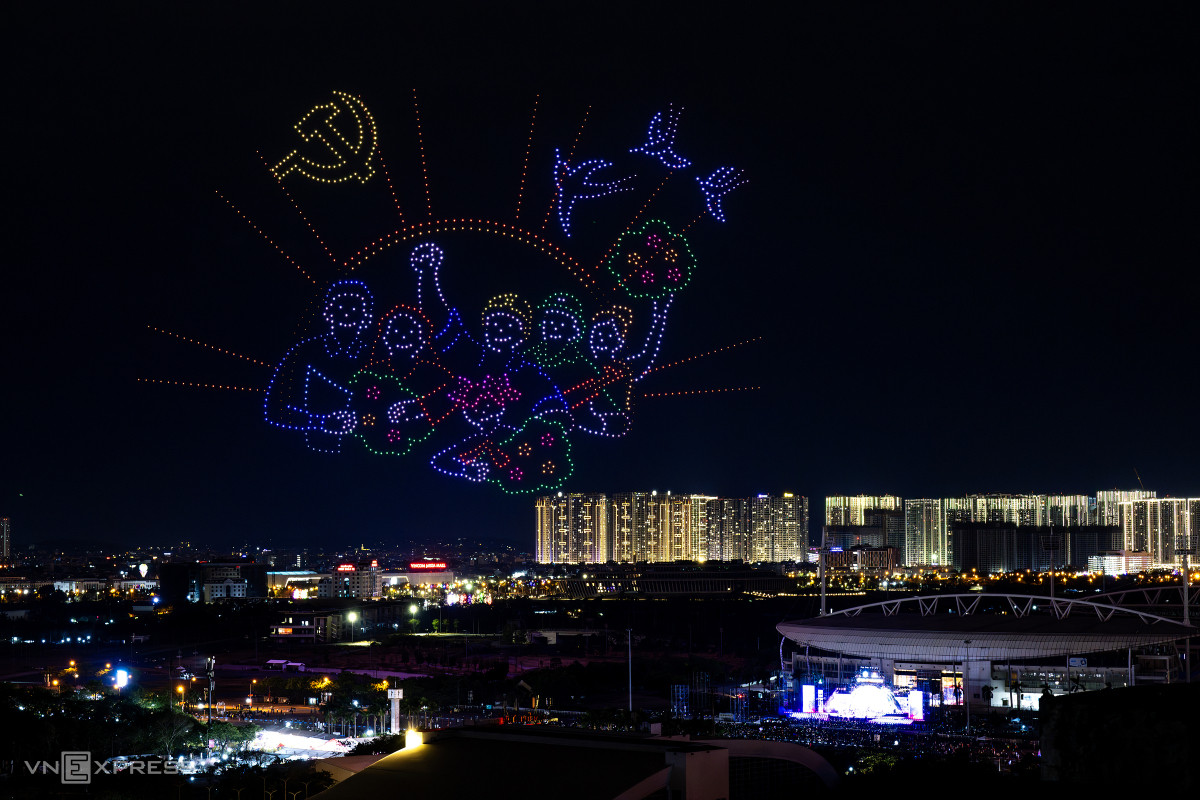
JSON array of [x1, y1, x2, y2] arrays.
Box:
[[348, 612, 358, 642], [176, 684, 185, 711], [963, 639, 972, 734]]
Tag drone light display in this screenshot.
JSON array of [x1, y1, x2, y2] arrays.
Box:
[[148, 91, 757, 493]]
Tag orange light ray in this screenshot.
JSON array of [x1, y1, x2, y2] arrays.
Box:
[[514, 94, 539, 221], [137, 379, 264, 393], [641, 386, 761, 398], [147, 326, 271, 367], [647, 337, 763, 375], [216, 190, 318, 285]]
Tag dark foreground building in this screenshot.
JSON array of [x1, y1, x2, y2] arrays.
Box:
[[313, 726, 838, 799], [1040, 683, 1198, 790]]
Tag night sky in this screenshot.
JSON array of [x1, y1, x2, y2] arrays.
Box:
[[7, 5, 1198, 550]]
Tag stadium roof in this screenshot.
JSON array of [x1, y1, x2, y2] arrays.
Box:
[[778, 593, 1195, 662]]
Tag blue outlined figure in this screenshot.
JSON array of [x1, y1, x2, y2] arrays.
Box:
[[409, 242, 480, 377], [350, 304, 460, 457], [696, 167, 747, 223], [629, 107, 692, 169], [431, 293, 571, 484], [565, 297, 674, 439], [554, 149, 635, 237], [264, 280, 374, 452]]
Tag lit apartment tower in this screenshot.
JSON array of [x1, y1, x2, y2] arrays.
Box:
[[781, 493, 810, 562], [965, 494, 1042, 526], [535, 495, 567, 563], [904, 499, 945, 566], [1096, 489, 1156, 527], [535, 493, 609, 563], [749, 496, 775, 562], [688, 495, 719, 560], [607, 492, 665, 562], [635, 492, 665, 562], [705, 498, 750, 561], [0, 517, 9, 562], [609, 493, 637, 562], [749, 494, 808, 562], [569, 493, 609, 563], [657, 493, 694, 562], [1118, 498, 1198, 567], [825, 495, 902, 527], [1043, 495, 1092, 527]]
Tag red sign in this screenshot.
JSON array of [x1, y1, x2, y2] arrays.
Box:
[[336, 564, 355, 572], [409, 561, 448, 571]]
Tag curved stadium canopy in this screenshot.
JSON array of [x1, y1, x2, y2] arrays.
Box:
[[777, 594, 1195, 663]]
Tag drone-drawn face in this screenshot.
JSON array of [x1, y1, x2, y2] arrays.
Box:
[[589, 318, 625, 358], [484, 310, 526, 353], [539, 308, 582, 345], [383, 311, 425, 357], [324, 289, 371, 331]]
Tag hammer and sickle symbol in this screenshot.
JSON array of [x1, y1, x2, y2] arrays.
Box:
[[271, 91, 377, 184]]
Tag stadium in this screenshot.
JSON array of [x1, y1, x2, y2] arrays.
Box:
[[777, 591, 1196, 717]]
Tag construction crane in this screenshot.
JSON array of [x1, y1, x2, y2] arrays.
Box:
[[1134, 468, 1146, 492]]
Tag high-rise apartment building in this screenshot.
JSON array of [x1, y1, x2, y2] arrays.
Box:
[[660, 494, 696, 563], [608, 492, 638, 563], [965, 493, 1042, 526], [534, 493, 806, 564], [863, 508, 905, 554], [951, 523, 1055, 575], [1118, 497, 1199, 567], [705, 498, 749, 561], [686, 494, 718, 560], [825, 495, 902, 527], [904, 499, 946, 566], [536, 493, 609, 564], [1096, 489, 1156, 527], [1042, 495, 1092, 527], [606, 492, 668, 562], [0, 517, 9, 562], [750, 494, 807, 562]]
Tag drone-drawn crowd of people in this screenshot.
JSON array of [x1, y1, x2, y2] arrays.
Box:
[[264, 242, 676, 493]]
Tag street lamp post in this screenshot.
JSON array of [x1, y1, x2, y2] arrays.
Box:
[[963, 639, 972, 734], [347, 612, 358, 643], [627, 628, 633, 714]]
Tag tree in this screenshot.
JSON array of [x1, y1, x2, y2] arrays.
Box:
[[203, 720, 260, 751], [147, 709, 199, 755]]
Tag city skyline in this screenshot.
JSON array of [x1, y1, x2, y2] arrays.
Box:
[[533, 488, 1198, 571], [7, 6, 1198, 549]]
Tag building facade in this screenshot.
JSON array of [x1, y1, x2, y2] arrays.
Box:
[[318, 560, 383, 599], [904, 499, 946, 567], [824, 495, 902, 527], [1118, 497, 1199, 567], [536, 493, 609, 563], [535, 492, 808, 564]]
